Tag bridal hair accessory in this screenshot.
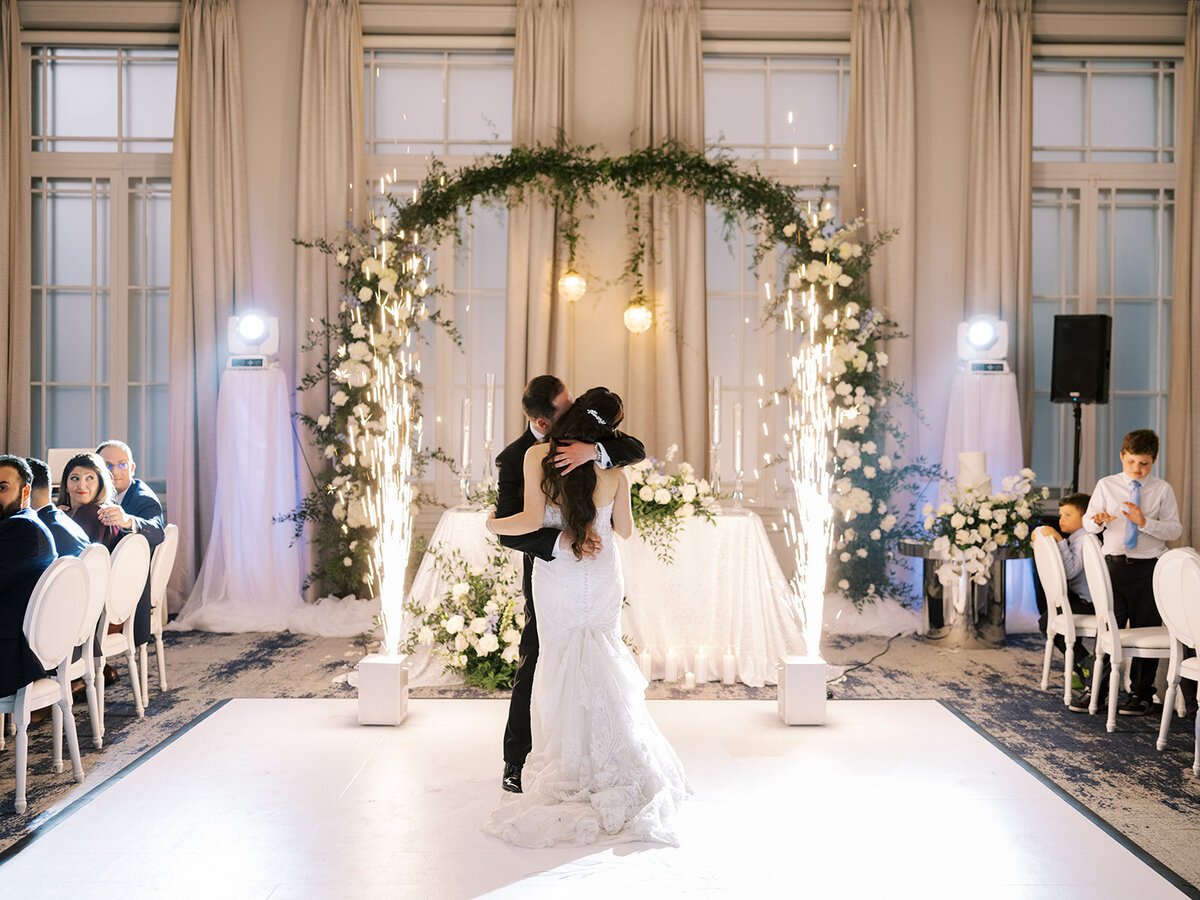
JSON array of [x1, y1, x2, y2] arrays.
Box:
[[586, 408, 607, 426]]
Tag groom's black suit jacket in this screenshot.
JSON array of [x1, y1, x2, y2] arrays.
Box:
[[496, 424, 644, 767]]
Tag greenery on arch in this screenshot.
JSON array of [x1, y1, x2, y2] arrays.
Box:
[[290, 140, 937, 607]]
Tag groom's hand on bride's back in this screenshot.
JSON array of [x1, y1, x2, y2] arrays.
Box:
[[558, 530, 603, 558], [552, 440, 598, 475]]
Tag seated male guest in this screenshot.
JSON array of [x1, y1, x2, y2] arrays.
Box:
[[96, 441, 164, 646], [26, 457, 89, 557], [0, 455, 57, 698]]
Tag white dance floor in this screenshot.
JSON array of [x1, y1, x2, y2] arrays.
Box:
[[0, 698, 1190, 899]]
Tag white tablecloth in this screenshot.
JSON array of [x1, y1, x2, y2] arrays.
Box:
[[403, 506, 805, 687], [941, 370, 1024, 485]]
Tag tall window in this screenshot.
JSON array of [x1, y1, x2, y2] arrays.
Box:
[[363, 47, 513, 499], [703, 50, 848, 496], [1031, 56, 1176, 488], [29, 45, 176, 494]]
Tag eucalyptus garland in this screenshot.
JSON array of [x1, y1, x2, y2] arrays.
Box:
[[290, 140, 934, 607]]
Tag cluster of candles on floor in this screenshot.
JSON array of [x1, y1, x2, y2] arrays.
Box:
[[637, 646, 738, 688]]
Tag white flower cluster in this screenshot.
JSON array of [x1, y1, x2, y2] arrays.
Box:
[[628, 446, 719, 522], [924, 468, 1045, 585]]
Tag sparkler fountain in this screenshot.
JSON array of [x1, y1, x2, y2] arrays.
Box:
[[777, 268, 840, 725]]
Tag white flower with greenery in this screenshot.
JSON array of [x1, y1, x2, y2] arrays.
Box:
[[401, 543, 523, 690], [923, 468, 1047, 585], [627, 444, 722, 563]]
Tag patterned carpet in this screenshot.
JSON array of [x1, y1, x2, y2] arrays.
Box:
[[1, 629, 1197, 892]]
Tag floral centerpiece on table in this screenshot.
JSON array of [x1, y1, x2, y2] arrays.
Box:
[[400, 543, 523, 691], [628, 444, 721, 564], [923, 468, 1048, 585]]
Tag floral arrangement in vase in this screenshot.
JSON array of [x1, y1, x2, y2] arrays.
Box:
[[923, 468, 1048, 585]]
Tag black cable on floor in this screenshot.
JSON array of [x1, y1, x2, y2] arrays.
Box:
[[827, 632, 903, 683]]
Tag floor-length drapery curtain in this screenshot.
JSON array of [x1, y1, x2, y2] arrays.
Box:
[[504, 0, 572, 433], [0, 0, 30, 450], [293, 0, 364, 594], [962, 0, 1033, 461], [167, 0, 254, 609], [842, 0, 915, 434], [1167, 0, 1200, 545], [632, 0, 707, 464]]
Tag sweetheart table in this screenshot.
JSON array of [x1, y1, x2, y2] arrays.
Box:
[[402, 505, 805, 687]]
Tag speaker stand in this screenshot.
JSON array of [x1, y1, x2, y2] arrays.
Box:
[[1070, 395, 1083, 494]]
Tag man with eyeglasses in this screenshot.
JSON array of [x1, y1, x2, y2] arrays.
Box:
[[97, 441, 165, 647]]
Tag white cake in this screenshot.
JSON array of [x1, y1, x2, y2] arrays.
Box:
[[957, 451, 992, 495]]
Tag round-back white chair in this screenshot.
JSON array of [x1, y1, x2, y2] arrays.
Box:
[[140, 523, 179, 701], [59, 544, 112, 749], [1080, 533, 1171, 732], [0, 556, 89, 813], [1152, 547, 1200, 771], [1033, 532, 1098, 706], [96, 533, 151, 720]]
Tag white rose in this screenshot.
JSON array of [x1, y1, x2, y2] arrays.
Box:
[[922, 502, 934, 516], [317, 414, 331, 428], [654, 488, 672, 505], [444, 615, 465, 635], [469, 617, 489, 635], [783, 222, 797, 237], [843, 315, 860, 329], [843, 528, 856, 542], [348, 341, 373, 362], [1013, 522, 1029, 540], [639, 485, 655, 502], [870, 529, 881, 540], [924, 515, 935, 530], [856, 548, 868, 558], [335, 251, 349, 267], [332, 390, 349, 407], [876, 351, 889, 367], [861, 440, 876, 454], [454, 633, 468, 651], [837, 243, 853, 259], [837, 274, 853, 288], [819, 207, 835, 222], [1020, 467, 1036, 480], [680, 483, 697, 502], [676, 503, 695, 518], [810, 236, 828, 253], [477, 633, 499, 654], [863, 466, 876, 479], [416, 626, 435, 645], [350, 322, 367, 339], [451, 583, 470, 598], [502, 628, 521, 645], [324, 444, 337, 459], [358, 286, 373, 302], [881, 515, 896, 532], [840, 551, 851, 562], [837, 579, 850, 590], [878, 456, 892, 472], [342, 556, 352, 566]]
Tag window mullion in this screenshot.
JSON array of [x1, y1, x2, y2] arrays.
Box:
[[109, 165, 130, 443]]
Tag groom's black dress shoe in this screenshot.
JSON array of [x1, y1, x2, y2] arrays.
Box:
[[502, 764, 523, 793]]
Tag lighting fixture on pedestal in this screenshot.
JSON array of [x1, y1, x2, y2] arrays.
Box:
[[956, 315, 1009, 372], [557, 270, 587, 303], [623, 298, 653, 334], [227, 311, 279, 368]]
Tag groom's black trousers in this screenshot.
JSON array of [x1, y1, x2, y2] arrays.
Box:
[[503, 558, 538, 767]]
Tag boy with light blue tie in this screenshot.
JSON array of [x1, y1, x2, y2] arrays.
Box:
[[1082, 429, 1182, 716]]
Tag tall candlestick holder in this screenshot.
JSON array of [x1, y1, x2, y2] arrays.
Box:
[[482, 438, 494, 484], [733, 466, 745, 509], [708, 443, 721, 496]]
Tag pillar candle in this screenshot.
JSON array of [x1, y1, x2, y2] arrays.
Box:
[[732, 402, 743, 472], [664, 647, 680, 683], [682, 671, 696, 690], [460, 397, 472, 475], [639, 649, 653, 681], [694, 646, 709, 684], [722, 648, 737, 685], [484, 373, 495, 444]]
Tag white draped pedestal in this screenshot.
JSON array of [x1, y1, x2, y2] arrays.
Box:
[[403, 506, 805, 687], [169, 366, 376, 637]]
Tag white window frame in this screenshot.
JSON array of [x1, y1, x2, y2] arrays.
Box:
[[1031, 45, 1179, 488], [27, 37, 175, 494]]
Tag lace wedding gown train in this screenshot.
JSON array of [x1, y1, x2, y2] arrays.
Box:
[[484, 502, 690, 848]]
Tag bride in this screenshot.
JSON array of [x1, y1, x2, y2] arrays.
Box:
[[484, 387, 690, 847]]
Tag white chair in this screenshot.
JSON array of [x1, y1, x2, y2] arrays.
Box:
[[1033, 532, 1098, 706], [1080, 533, 1172, 732], [1152, 547, 1200, 770], [55, 545, 111, 750], [0, 557, 89, 813], [140, 523, 178, 702], [95, 533, 151, 721]]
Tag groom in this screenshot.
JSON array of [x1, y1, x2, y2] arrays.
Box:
[[496, 375, 645, 792]]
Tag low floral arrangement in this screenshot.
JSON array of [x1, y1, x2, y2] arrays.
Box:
[[923, 468, 1048, 585], [400, 543, 523, 691], [628, 445, 721, 564]]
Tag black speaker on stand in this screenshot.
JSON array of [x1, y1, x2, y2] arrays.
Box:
[[1050, 314, 1112, 493]]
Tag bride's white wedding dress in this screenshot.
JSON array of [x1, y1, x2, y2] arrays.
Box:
[[484, 501, 690, 848]]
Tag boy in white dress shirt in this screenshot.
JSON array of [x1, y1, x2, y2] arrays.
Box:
[[1082, 429, 1182, 716]]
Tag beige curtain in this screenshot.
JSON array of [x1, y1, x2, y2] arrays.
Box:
[[0, 0, 30, 450], [842, 0, 915, 427], [632, 0, 707, 464], [504, 0, 573, 433], [167, 0, 254, 609], [293, 0, 364, 586], [1167, 0, 1200, 545], [962, 0, 1033, 460]]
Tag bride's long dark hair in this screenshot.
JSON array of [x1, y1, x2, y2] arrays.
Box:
[[540, 387, 624, 560]]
